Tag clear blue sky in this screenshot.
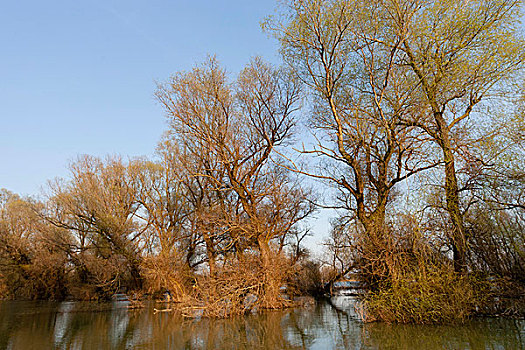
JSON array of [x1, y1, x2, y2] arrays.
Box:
[[1, 0, 280, 196]]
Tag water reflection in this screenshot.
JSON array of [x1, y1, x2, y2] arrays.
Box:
[[0, 298, 523, 349]]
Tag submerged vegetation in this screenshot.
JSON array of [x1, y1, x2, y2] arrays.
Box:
[[1, 0, 525, 323]]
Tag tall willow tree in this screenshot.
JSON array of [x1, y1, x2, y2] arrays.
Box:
[[48, 156, 146, 292], [156, 57, 313, 269], [383, 0, 524, 271], [266, 0, 438, 282], [269, 0, 525, 272]]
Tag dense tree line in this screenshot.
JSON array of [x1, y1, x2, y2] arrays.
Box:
[[0, 0, 524, 323], [266, 0, 525, 322], [0, 59, 318, 316]]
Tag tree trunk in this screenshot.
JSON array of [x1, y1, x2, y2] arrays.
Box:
[[203, 234, 216, 276], [443, 145, 467, 272], [257, 236, 271, 268], [257, 235, 283, 308], [358, 204, 389, 289], [128, 258, 143, 290], [436, 112, 467, 272]]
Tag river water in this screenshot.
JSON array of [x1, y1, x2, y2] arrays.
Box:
[[0, 297, 523, 349]]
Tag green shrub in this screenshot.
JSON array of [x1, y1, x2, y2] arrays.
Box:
[[364, 266, 489, 324]]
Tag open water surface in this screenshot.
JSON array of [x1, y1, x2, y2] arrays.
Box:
[[0, 297, 523, 349]]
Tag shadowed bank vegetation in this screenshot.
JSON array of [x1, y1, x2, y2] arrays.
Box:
[[1, 0, 525, 324]]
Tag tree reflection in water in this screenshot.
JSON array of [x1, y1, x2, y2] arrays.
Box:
[[0, 299, 523, 349]]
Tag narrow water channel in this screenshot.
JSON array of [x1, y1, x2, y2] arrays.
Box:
[[0, 297, 523, 349]]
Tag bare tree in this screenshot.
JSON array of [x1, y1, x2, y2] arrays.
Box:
[[47, 155, 145, 292], [156, 57, 313, 267], [156, 57, 315, 310]]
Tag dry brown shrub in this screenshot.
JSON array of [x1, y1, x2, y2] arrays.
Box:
[[0, 241, 68, 300], [477, 276, 525, 317], [352, 214, 493, 324], [141, 252, 191, 301], [355, 225, 430, 292], [180, 252, 293, 318], [66, 253, 125, 300], [28, 249, 68, 300], [286, 260, 323, 297]]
